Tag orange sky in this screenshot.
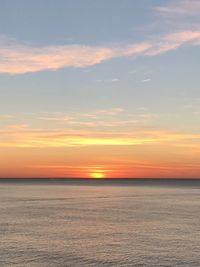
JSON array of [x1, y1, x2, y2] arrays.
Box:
[[1, 141, 200, 178], [1, 114, 200, 178]]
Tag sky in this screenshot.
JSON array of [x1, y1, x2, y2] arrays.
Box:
[[0, 0, 200, 178]]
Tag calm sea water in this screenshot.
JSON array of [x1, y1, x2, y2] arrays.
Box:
[[0, 180, 200, 266]]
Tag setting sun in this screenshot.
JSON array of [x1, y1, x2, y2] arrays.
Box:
[[90, 171, 105, 179]]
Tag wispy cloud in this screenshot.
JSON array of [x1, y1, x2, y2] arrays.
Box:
[[38, 108, 124, 122], [1, 123, 200, 148], [0, 114, 15, 119], [156, 0, 200, 17], [39, 115, 72, 122], [0, 42, 116, 74], [95, 108, 124, 116], [95, 78, 119, 83], [37, 108, 140, 128], [145, 31, 200, 56], [141, 78, 151, 83], [1, 29, 200, 74]]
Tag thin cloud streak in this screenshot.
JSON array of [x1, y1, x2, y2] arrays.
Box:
[[156, 0, 200, 17], [1, 30, 200, 74], [145, 31, 200, 56], [1, 124, 200, 148]]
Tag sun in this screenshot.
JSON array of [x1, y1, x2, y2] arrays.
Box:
[[90, 171, 105, 179]]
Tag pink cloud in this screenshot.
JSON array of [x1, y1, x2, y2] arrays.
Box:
[[0, 44, 116, 74], [146, 31, 200, 55], [1, 30, 200, 74], [156, 0, 200, 17]]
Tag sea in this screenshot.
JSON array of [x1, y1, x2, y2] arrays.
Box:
[[0, 179, 200, 267]]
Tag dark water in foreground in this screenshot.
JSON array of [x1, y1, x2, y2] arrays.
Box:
[[0, 179, 200, 267]]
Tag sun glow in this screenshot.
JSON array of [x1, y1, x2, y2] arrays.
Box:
[[90, 170, 105, 179]]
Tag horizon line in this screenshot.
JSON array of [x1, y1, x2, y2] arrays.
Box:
[[0, 177, 200, 180]]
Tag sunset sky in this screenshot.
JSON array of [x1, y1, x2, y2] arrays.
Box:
[[0, 0, 200, 178]]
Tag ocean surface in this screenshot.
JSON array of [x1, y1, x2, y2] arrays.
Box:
[[0, 179, 200, 267]]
